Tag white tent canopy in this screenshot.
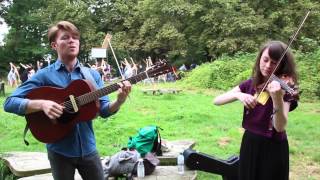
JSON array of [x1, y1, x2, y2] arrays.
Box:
[[91, 48, 107, 58]]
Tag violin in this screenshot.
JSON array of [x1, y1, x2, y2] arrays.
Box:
[[255, 74, 299, 105]]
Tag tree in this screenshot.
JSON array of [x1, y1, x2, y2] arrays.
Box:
[[1, 0, 49, 66], [0, 0, 319, 77]]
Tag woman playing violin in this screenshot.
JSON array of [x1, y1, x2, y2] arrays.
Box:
[[213, 41, 298, 180]]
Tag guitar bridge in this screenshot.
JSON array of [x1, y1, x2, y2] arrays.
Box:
[[69, 95, 79, 112]]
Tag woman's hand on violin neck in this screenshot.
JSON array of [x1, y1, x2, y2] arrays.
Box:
[[238, 93, 257, 109], [267, 80, 285, 99]]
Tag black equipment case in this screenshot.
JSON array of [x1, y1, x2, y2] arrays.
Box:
[[183, 149, 239, 180]]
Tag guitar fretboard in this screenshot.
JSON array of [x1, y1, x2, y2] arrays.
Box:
[[77, 71, 149, 106]]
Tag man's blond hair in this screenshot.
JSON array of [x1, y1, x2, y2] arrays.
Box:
[[48, 21, 80, 43]]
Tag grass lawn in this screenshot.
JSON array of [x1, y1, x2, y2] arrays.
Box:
[[0, 82, 319, 179]]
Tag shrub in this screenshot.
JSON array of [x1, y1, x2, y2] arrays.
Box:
[[181, 50, 320, 101], [0, 160, 17, 180], [182, 53, 254, 90], [296, 49, 320, 100]]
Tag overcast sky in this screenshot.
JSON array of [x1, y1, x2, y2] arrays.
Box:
[[0, 18, 9, 44]]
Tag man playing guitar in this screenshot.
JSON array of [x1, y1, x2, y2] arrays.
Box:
[[4, 21, 131, 180]]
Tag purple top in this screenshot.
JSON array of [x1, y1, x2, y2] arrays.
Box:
[[239, 79, 298, 141]]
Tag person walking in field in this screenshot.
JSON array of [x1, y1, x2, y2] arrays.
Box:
[[7, 62, 20, 87]]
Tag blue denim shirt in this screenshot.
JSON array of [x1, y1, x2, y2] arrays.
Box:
[[4, 60, 113, 157]]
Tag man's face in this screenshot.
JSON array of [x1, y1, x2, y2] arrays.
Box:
[[51, 30, 79, 60]]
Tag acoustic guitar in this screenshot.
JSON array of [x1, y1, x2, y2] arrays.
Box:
[[25, 61, 172, 143]]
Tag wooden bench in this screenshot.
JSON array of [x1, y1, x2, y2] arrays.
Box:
[[19, 166, 197, 180], [142, 89, 182, 95], [18, 172, 82, 180], [1, 152, 51, 177], [142, 89, 160, 95], [158, 89, 182, 94], [138, 166, 196, 180], [159, 139, 195, 165], [1, 140, 196, 179]]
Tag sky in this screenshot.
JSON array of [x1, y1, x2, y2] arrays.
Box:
[[0, 1, 10, 45], [0, 17, 9, 45]]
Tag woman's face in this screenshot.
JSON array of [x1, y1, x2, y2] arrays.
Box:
[[259, 48, 278, 78]]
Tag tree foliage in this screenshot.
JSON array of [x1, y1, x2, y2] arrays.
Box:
[[0, 0, 319, 76]]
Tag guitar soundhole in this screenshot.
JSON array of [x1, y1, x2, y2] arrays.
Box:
[[57, 109, 78, 124]]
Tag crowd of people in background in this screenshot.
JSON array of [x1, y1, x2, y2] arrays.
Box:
[[7, 56, 196, 88], [87, 58, 112, 83], [6, 60, 49, 87], [7, 62, 20, 88], [86, 56, 178, 84]]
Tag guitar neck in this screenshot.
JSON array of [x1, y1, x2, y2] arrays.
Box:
[[77, 72, 148, 106]]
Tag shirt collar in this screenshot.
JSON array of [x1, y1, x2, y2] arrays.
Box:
[[54, 59, 81, 71]]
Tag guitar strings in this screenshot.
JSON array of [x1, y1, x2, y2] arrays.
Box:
[[60, 70, 153, 112], [59, 82, 123, 112]]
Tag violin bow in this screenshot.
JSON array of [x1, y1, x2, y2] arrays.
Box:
[[256, 9, 311, 100]]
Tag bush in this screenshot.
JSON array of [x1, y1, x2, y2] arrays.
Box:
[[181, 50, 320, 101], [296, 49, 320, 100], [0, 160, 17, 180], [182, 53, 254, 90]]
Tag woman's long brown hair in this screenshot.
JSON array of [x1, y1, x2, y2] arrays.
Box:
[[252, 41, 298, 89]]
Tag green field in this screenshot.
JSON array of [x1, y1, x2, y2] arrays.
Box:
[[0, 83, 319, 180]]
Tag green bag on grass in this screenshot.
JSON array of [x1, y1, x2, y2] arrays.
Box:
[[128, 125, 162, 157]]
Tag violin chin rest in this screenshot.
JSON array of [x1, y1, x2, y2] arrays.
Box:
[[254, 92, 269, 105]]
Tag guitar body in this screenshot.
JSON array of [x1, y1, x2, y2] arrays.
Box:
[[26, 79, 99, 143], [22, 61, 173, 143]]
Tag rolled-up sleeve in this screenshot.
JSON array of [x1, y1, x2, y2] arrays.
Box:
[[99, 97, 112, 118], [3, 71, 43, 116], [90, 69, 116, 118], [4, 97, 29, 116]]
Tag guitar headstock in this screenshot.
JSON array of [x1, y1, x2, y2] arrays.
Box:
[[146, 60, 173, 78]]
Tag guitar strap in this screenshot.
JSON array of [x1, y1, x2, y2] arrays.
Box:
[[23, 123, 30, 145], [23, 66, 98, 145], [80, 66, 99, 88]]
